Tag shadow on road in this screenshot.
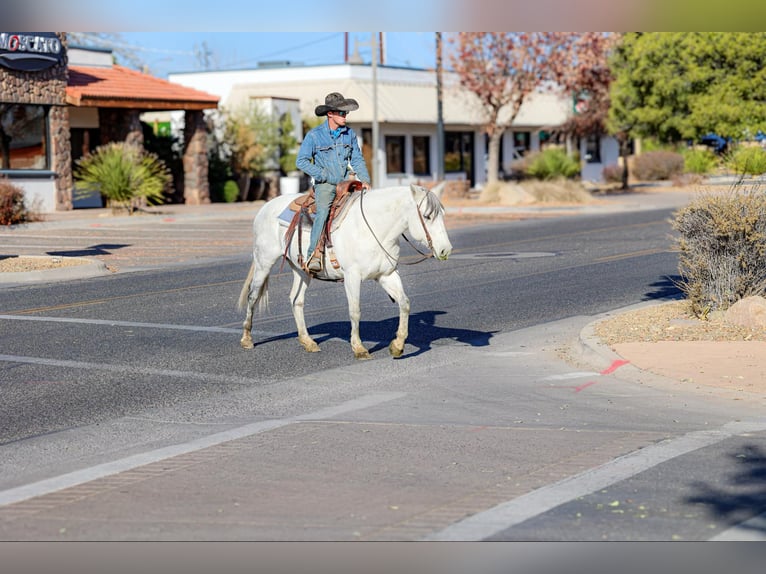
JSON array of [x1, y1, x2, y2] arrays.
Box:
[[643, 275, 684, 301], [685, 443, 766, 535], [256, 310, 496, 358], [46, 244, 131, 257]]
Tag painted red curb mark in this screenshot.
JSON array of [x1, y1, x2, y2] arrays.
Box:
[[574, 381, 597, 393], [600, 359, 630, 376], [90, 223, 102, 227], [163, 217, 176, 222]]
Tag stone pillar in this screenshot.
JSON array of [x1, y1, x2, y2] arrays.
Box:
[[49, 105, 72, 210], [98, 108, 144, 149], [183, 110, 210, 205]]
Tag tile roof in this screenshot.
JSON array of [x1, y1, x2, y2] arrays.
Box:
[[67, 65, 219, 110]]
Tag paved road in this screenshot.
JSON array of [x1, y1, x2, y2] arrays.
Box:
[[1, 190, 765, 542]]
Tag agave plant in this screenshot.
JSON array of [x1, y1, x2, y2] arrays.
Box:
[[74, 142, 170, 214]]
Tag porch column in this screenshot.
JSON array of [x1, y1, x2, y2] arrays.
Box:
[[49, 105, 72, 210], [182, 110, 210, 205]]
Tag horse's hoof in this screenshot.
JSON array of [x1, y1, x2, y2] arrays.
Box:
[[388, 341, 404, 358], [354, 349, 371, 360], [240, 338, 254, 349], [301, 340, 320, 353]]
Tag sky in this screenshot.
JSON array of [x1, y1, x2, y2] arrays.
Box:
[[89, 33, 442, 79]]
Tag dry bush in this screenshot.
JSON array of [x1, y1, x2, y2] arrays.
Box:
[[672, 187, 766, 317], [633, 150, 685, 181], [522, 179, 594, 203], [0, 177, 40, 225]]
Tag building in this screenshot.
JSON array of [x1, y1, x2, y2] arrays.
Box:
[[168, 62, 619, 190], [0, 33, 219, 212]]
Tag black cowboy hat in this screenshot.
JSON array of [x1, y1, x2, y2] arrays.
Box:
[[315, 92, 359, 116]]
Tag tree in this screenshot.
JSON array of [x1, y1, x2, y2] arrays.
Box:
[[609, 33, 766, 145], [554, 33, 633, 188], [448, 32, 577, 184], [223, 104, 279, 201]]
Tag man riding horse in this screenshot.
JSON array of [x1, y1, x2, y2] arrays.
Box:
[[296, 92, 372, 274]]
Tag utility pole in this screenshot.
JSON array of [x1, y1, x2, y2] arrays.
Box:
[[371, 33, 380, 188], [435, 32, 445, 181]]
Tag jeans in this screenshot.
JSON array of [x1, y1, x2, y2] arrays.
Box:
[[307, 183, 336, 258]]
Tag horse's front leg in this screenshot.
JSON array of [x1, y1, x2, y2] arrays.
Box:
[[378, 271, 410, 358], [343, 272, 370, 359], [290, 269, 319, 352]]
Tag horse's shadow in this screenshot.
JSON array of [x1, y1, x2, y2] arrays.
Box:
[[258, 310, 496, 359]]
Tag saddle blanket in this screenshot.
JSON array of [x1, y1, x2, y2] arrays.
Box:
[[277, 191, 361, 232]]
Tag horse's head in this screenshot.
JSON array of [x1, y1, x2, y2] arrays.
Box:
[[409, 183, 452, 261]]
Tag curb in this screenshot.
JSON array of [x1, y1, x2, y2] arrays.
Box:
[[0, 256, 110, 285]]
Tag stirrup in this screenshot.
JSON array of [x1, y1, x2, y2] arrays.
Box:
[[307, 254, 323, 273]]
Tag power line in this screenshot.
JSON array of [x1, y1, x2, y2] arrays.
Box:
[[219, 33, 343, 69]]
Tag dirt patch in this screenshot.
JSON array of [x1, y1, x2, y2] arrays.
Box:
[[0, 256, 91, 273]]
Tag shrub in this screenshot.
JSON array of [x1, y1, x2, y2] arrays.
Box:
[[0, 177, 39, 225], [632, 150, 685, 181], [74, 142, 171, 214], [683, 148, 718, 175], [222, 180, 240, 203], [672, 188, 766, 317], [526, 148, 580, 180], [522, 178, 593, 203], [724, 145, 766, 175], [602, 164, 623, 183]]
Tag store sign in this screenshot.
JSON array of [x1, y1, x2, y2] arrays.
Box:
[[0, 33, 64, 72]]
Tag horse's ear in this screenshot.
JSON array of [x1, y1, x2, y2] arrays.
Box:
[[430, 181, 446, 200], [409, 183, 428, 200]]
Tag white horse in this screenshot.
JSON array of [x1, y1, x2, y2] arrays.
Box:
[[237, 183, 453, 359]]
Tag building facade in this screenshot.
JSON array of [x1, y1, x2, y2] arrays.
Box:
[[169, 63, 619, 190], [0, 33, 220, 212]]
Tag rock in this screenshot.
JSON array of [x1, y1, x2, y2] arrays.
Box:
[[724, 296, 766, 330]]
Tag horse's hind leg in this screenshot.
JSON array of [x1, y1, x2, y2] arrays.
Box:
[[378, 271, 410, 358], [240, 263, 271, 349], [289, 269, 320, 352]]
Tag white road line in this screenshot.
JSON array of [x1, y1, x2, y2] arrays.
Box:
[[543, 371, 600, 380], [0, 392, 405, 507], [0, 314, 272, 336], [425, 418, 766, 541], [0, 354, 257, 385], [711, 512, 766, 541]]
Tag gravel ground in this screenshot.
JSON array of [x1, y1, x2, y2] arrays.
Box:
[[0, 256, 90, 273], [593, 299, 766, 344]]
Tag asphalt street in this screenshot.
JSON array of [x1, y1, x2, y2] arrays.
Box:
[[1, 190, 765, 542]]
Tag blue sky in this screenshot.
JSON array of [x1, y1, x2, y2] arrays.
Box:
[[108, 32, 440, 78]]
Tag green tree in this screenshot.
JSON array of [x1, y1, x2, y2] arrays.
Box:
[[223, 104, 278, 200], [609, 32, 766, 144], [277, 112, 299, 176]]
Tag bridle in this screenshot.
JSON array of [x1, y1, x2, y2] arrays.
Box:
[[360, 190, 438, 266]]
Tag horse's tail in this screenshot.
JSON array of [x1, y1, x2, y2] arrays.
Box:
[[237, 262, 270, 314]]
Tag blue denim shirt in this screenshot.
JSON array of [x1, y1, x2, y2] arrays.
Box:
[[296, 120, 371, 186]]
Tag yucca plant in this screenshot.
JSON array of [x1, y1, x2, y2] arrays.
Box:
[[74, 142, 170, 214]]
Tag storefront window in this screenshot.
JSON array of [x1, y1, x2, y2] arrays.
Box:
[[385, 135, 405, 174], [412, 135, 430, 175], [0, 104, 49, 170]]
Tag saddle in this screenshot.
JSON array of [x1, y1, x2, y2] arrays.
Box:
[[282, 179, 365, 273]]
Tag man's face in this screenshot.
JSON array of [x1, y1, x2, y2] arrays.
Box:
[[328, 110, 348, 127]]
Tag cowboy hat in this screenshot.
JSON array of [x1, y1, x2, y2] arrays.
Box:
[[315, 92, 359, 116]]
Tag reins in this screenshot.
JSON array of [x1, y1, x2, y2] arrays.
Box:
[[359, 189, 436, 267]]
